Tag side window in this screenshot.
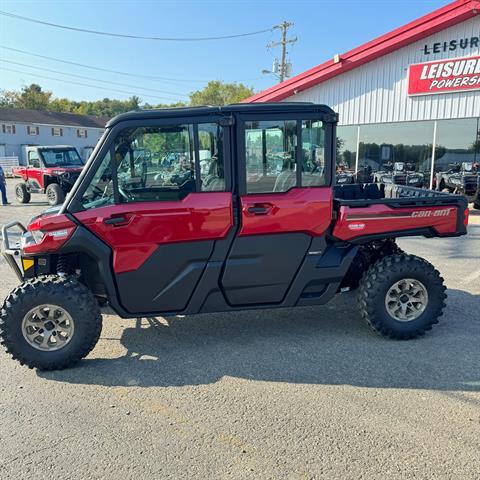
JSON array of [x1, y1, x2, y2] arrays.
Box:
[[28, 151, 40, 168], [198, 123, 224, 191], [245, 120, 297, 194], [81, 151, 114, 210], [301, 120, 326, 186], [115, 125, 195, 203]]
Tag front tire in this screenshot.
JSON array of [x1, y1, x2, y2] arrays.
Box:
[[0, 276, 102, 370], [358, 254, 446, 339], [46, 183, 65, 206], [15, 182, 31, 203]]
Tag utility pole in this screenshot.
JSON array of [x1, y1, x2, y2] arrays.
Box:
[[262, 21, 297, 83]]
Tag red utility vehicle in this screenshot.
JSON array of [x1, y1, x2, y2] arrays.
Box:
[[12, 145, 85, 206], [0, 104, 469, 370]]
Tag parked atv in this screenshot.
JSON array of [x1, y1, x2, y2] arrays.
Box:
[[0, 103, 469, 370], [374, 162, 424, 187], [12, 146, 85, 206], [335, 164, 355, 185], [435, 162, 478, 201]]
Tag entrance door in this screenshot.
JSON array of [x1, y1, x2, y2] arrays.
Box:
[[73, 119, 234, 314], [221, 115, 333, 306]]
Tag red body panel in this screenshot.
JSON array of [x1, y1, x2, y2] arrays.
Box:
[[332, 203, 459, 241], [24, 214, 76, 254], [74, 192, 234, 273], [239, 187, 332, 237], [12, 166, 82, 190]]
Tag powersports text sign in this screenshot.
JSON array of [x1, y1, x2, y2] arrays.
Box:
[[408, 55, 480, 96]]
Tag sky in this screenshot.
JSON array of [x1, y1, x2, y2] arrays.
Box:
[[0, 0, 452, 105]]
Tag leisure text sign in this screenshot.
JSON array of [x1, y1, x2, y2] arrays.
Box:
[[408, 55, 480, 96]]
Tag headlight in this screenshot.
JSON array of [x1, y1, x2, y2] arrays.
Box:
[[52, 170, 64, 175], [408, 177, 420, 183], [381, 176, 392, 183], [451, 178, 462, 185], [31, 229, 46, 244], [337, 176, 347, 183]]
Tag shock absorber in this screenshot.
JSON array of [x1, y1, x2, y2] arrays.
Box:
[[56, 255, 72, 276]]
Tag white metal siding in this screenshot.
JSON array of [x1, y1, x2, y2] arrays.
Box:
[[286, 16, 480, 125]]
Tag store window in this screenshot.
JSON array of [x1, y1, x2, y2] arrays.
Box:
[[358, 121, 434, 185], [434, 118, 479, 173], [336, 125, 357, 184]]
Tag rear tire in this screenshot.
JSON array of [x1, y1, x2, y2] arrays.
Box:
[[46, 183, 65, 206], [0, 276, 102, 370], [15, 183, 31, 204], [358, 254, 446, 339]]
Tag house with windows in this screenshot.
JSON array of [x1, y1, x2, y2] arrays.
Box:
[[0, 108, 108, 167], [246, 0, 480, 188]]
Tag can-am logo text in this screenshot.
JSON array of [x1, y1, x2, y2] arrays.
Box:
[[411, 209, 452, 218], [408, 55, 480, 96]]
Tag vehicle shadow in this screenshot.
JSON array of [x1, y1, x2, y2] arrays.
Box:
[[38, 289, 480, 392]]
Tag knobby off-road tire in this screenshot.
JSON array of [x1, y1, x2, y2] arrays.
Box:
[[15, 182, 31, 204], [46, 183, 65, 206], [0, 276, 102, 370], [358, 254, 446, 339]]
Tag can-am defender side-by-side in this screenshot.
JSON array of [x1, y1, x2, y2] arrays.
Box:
[[1, 104, 469, 370], [12, 146, 85, 206]]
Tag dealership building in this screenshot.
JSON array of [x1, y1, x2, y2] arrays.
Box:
[[247, 0, 480, 188]]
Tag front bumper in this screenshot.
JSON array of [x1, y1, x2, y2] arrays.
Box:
[[1, 221, 27, 282]]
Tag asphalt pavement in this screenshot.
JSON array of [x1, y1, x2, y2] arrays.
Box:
[[0, 178, 479, 479]]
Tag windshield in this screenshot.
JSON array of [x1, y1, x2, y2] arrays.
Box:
[[40, 148, 84, 167]]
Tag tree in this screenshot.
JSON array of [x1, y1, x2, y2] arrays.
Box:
[[17, 84, 52, 110], [48, 98, 74, 113], [189, 81, 254, 106], [0, 89, 18, 108]]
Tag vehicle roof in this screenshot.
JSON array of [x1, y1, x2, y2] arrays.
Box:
[[32, 145, 77, 150], [106, 102, 336, 128]]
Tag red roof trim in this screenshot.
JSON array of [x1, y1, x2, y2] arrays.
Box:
[[245, 0, 480, 103]]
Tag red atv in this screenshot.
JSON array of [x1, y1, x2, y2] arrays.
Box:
[[0, 104, 469, 370], [12, 145, 85, 206]]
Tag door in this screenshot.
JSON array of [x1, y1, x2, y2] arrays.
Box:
[[26, 149, 43, 190], [73, 119, 234, 314], [220, 115, 333, 306]]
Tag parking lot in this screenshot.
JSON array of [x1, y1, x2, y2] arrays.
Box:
[[0, 178, 479, 479]]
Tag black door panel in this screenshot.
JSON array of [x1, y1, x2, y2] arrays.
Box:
[[116, 241, 214, 313], [221, 233, 311, 306]]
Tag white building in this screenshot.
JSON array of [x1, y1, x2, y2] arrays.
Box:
[[247, 0, 480, 186], [0, 108, 108, 166]]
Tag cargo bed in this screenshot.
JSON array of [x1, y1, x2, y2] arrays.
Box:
[[332, 183, 468, 242]]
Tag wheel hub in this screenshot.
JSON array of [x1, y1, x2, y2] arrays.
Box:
[[385, 278, 428, 322], [21, 304, 74, 351]]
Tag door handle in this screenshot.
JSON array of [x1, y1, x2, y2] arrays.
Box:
[[103, 215, 129, 226], [246, 203, 273, 216]]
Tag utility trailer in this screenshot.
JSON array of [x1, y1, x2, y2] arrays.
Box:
[[0, 103, 469, 370]]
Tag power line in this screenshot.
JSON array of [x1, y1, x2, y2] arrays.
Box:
[[1, 66, 181, 102], [0, 10, 273, 42], [0, 59, 189, 98], [0, 45, 206, 85]]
